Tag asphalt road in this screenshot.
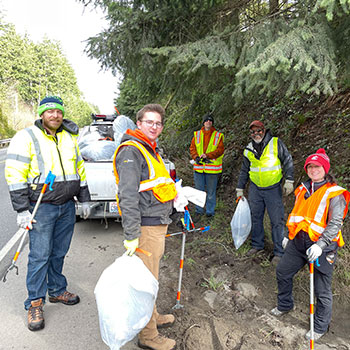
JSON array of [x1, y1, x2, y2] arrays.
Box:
[[0, 218, 138, 350]]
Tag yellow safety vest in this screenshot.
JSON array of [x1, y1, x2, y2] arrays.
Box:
[[113, 140, 177, 208], [244, 137, 282, 187], [193, 130, 224, 174], [287, 183, 350, 247], [5, 125, 87, 190]]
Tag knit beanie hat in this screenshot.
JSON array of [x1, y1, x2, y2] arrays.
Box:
[[38, 96, 65, 116], [202, 113, 214, 125], [249, 120, 265, 129], [304, 148, 330, 174]]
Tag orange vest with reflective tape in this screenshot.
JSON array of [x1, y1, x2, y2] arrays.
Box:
[[286, 183, 350, 247], [113, 140, 177, 206], [193, 130, 224, 174]]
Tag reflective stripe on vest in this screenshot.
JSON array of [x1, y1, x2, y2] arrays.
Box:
[[287, 183, 350, 247], [193, 130, 223, 174], [113, 140, 177, 203], [244, 137, 282, 187]]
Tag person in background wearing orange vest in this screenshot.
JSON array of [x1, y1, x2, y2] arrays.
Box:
[[113, 104, 177, 350], [190, 113, 224, 221], [236, 120, 294, 264], [270, 148, 350, 342]]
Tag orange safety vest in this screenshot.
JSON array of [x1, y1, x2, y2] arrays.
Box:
[[193, 130, 224, 174], [113, 140, 177, 211], [286, 183, 350, 247]]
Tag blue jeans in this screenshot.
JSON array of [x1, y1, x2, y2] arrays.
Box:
[[24, 200, 76, 310], [193, 171, 219, 216], [248, 182, 284, 256]]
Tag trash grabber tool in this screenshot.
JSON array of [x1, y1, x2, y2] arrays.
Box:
[[165, 226, 210, 238], [2, 171, 56, 282], [309, 258, 320, 350]]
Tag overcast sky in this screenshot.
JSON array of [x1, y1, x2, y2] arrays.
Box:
[[0, 0, 119, 114]]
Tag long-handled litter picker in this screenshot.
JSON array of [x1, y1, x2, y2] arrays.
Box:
[[2, 171, 56, 282], [309, 258, 320, 350], [168, 208, 210, 309]]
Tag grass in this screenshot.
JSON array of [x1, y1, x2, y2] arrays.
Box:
[[200, 273, 225, 291]]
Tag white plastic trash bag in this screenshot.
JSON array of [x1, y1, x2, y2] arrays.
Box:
[[231, 197, 252, 250], [94, 254, 159, 350]]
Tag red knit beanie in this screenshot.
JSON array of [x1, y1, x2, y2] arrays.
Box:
[[304, 148, 330, 174]]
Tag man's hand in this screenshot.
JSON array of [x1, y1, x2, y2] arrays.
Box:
[[124, 238, 139, 256], [81, 202, 91, 220], [306, 244, 322, 262], [282, 237, 289, 250], [195, 157, 201, 165], [236, 188, 244, 199], [17, 210, 33, 230], [283, 180, 294, 196]]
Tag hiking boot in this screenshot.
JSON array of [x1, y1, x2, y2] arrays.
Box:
[[246, 248, 263, 256], [49, 291, 80, 305], [271, 256, 281, 266], [157, 314, 175, 328], [305, 330, 325, 341], [138, 334, 176, 350], [28, 298, 44, 331], [270, 306, 293, 317]]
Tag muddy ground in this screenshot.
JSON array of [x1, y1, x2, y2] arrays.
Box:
[[154, 214, 350, 350]]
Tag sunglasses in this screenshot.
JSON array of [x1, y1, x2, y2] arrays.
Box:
[[250, 129, 264, 134]]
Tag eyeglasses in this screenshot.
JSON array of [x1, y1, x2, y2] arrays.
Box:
[[250, 129, 264, 134], [141, 120, 163, 128]]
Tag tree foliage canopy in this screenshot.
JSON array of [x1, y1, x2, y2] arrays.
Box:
[[78, 0, 350, 127]]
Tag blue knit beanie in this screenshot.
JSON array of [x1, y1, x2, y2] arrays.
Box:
[[37, 96, 65, 116]]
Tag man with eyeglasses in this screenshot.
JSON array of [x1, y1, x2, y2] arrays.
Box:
[[190, 113, 224, 221], [113, 104, 177, 350], [236, 120, 294, 264]]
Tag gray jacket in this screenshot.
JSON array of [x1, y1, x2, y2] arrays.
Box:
[[114, 132, 173, 240]]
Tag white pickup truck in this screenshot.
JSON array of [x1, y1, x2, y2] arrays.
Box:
[[75, 114, 176, 223]]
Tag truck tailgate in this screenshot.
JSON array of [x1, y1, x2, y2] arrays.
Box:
[[85, 161, 116, 200]]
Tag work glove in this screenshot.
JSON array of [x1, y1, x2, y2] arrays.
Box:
[[81, 202, 91, 220], [236, 188, 244, 200], [283, 180, 294, 196], [17, 210, 33, 230], [282, 237, 289, 250], [195, 156, 201, 165], [123, 238, 139, 256], [306, 244, 322, 262]]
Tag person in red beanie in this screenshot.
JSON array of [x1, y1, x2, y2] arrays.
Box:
[[271, 148, 350, 342], [236, 120, 294, 263]]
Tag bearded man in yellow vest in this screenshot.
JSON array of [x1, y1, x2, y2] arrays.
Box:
[[271, 148, 350, 342], [190, 113, 224, 221], [113, 104, 176, 350], [236, 120, 294, 263]]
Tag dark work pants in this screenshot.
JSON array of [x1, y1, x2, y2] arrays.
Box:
[[276, 232, 337, 333], [248, 182, 284, 256]]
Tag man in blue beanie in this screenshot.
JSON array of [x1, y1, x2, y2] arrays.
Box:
[[5, 95, 91, 331]]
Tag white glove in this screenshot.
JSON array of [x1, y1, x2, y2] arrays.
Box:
[[236, 188, 244, 199], [306, 244, 322, 262], [283, 180, 294, 196], [174, 180, 189, 212], [82, 202, 91, 220], [17, 210, 33, 230], [282, 237, 289, 250]]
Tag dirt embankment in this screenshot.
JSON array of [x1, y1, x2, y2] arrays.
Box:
[[155, 219, 350, 350]]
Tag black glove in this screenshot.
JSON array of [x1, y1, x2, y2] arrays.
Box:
[[195, 157, 201, 164], [202, 158, 212, 164]]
